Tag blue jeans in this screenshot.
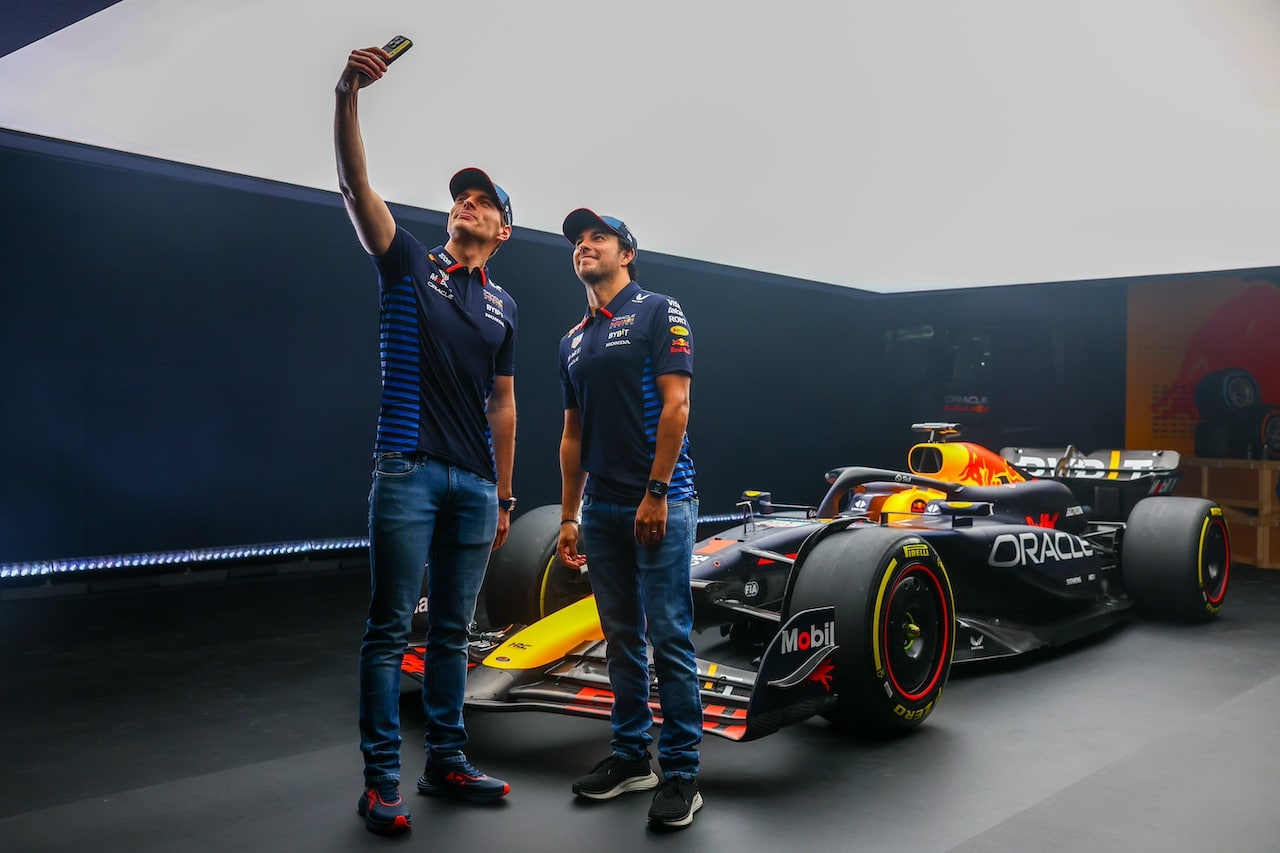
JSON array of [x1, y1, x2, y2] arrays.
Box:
[[359, 453, 497, 789], [581, 496, 701, 778]]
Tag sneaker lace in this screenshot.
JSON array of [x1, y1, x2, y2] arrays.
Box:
[[435, 757, 485, 779]]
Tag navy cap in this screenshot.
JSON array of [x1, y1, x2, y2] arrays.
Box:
[[449, 167, 513, 226], [562, 208, 637, 252]]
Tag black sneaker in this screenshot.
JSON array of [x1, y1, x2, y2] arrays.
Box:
[[417, 757, 510, 802], [572, 753, 659, 800], [647, 776, 702, 830], [356, 785, 412, 834]]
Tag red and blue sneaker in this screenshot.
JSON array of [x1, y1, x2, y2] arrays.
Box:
[[356, 786, 411, 834], [417, 757, 510, 803]]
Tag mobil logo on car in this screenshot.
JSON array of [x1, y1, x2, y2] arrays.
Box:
[[780, 619, 835, 654]]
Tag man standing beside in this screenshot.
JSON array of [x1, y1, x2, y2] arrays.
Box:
[[556, 209, 703, 830], [335, 44, 518, 835]]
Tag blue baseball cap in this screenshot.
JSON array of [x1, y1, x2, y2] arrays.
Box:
[[562, 208, 637, 252], [449, 167, 513, 226]]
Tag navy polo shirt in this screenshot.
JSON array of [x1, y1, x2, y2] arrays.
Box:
[[559, 281, 695, 503], [370, 227, 517, 481]]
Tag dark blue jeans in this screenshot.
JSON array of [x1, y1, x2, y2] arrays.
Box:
[[581, 496, 702, 778], [359, 453, 497, 789]]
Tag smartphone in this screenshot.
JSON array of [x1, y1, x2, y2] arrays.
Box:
[[382, 35, 413, 64]]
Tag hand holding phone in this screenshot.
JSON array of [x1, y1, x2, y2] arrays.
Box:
[[380, 35, 413, 64], [343, 36, 413, 90]]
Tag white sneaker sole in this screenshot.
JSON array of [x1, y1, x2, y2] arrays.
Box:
[[574, 770, 659, 801], [650, 791, 703, 829]]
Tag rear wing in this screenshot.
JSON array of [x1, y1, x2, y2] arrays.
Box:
[[1000, 446, 1183, 521], [1000, 446, 1180, 480]]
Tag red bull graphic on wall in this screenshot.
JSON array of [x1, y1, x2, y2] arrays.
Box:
[[1129, 278, 1280, 459]]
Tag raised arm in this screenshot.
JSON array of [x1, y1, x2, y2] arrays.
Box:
[[334, 47, 397, 256]]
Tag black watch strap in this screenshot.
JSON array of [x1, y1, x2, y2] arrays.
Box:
[[498, 497, 517, 512], [646, 479, 669, 498]]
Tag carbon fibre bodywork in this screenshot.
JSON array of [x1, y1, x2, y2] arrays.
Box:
[[401, 424, 1230, 740]]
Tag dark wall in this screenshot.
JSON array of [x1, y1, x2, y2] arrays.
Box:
[[0, 135, 1128, 564], [862, 283, 1130, 458], [2, 142, 383, 561]]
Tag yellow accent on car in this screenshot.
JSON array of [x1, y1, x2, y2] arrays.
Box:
[[481, 596, 604, 670], [871, 558, 899, 676]]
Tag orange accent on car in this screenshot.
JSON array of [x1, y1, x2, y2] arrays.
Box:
[[696, 538, 736, 555]]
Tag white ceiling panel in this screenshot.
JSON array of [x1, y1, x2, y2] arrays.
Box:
[[3, 0, 1280, 291]]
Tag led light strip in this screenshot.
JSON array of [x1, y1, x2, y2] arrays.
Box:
[[0, 537, 369, 581], [697, 513, 757, 526], [2, 513, 757, 581]]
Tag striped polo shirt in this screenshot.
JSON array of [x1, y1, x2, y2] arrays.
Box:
[[559, 281, 695, 503], [370, 227, 517, 481]]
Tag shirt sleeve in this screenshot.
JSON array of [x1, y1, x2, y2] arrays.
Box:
[[559, 337, 579, 410], [370, 226, 411, 284], [495, 294, 517, 377], [651, 296, 693, 377]]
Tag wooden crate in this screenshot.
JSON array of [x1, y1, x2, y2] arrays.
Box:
[[1217, 510, 1280, 568], [1176, 457, 1280, 568]]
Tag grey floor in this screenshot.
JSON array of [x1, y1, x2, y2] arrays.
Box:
[[2, 560, 1279, 853]]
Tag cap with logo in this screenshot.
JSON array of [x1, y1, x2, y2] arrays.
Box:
[[449, 167, 513, 226], [561, 208, 637, 252]]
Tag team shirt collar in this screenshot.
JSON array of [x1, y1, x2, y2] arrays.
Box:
[[431, 246, 490, 287], [582, 280, 640, 326]]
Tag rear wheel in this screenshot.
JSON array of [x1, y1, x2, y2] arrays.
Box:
[[483, 505, 592, 627], [1122, 497, 1229, 622], [783, 523, 955, 733]]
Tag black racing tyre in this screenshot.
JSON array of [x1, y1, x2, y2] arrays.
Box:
[[1195, 405, 1277, 460], [1193, 419, 1234, 460], [1194, 368, 1259, 418], [783, 524, 955, 733], [483, 504, 592, 627], [1261, 408, 1280, 460], [1121, 497, 1229, 622]]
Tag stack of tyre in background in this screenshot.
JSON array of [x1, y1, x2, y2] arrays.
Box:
[[1179, 368, 1280, 568]]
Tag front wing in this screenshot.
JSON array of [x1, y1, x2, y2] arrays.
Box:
[[402, 604, 839, 742]]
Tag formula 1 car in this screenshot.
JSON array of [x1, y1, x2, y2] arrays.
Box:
[[402, 423, 1230, 742]]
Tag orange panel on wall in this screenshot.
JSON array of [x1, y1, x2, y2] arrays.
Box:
[[1127, 277, 1280, 454]]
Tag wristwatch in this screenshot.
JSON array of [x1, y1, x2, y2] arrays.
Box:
[[498, 497, 517, 512], [646, 479, 669, 498]]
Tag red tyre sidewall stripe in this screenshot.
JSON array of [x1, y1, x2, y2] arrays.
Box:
[[1204, 518, 1230, 606], [883, 562, 952, 702]]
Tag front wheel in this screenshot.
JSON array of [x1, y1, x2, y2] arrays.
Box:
[[783, 524, 955, 733], [1121, 497, 1229, 622], [483, 504, 592, 627]]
